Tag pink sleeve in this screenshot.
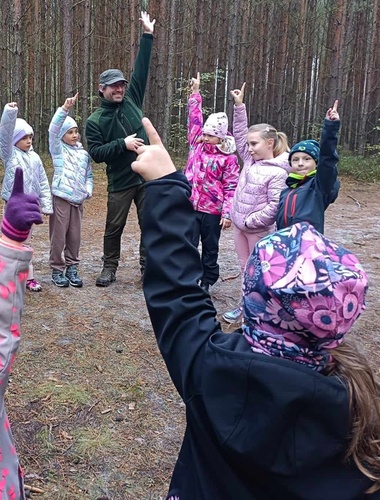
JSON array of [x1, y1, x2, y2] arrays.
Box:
[[188, 93, 203, 146], [233, 104, 251, 164], [221, 155, 240, 218]]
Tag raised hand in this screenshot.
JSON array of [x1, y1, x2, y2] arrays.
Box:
[[140, 11, 156, 34], [326, 100, 339, 121], [2, 168, 43, 243], [125, 133, 145, 151], [190, 72, 200, 94], [62, 92, 79, 112], [230, 82, 246, 106], [132, 118, 176, 181], [7, 102, 18, 109]]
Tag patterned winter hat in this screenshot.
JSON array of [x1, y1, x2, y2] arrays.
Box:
[[203, 112, 228, 139], [288, 139, 320, 164], [13, 119, 34, 146], [242, 222, 368, 371], [59, 116, 78, 140]]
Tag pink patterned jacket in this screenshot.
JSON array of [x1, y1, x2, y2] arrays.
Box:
[[0, 241, 32, 500], [231, 104, 290, 233], [184, 93, 239, 218]]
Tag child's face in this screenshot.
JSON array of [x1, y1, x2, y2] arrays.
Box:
[[247, 131, 274, 160], [62, 127, 79, 146], [290, 153, 317, 175], [15, 134, 33, 152], [202, 134, 220, 145]]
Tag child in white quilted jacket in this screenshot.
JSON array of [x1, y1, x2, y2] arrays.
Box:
[[48, 93, 93, 288], [0, 103, 53, 292]]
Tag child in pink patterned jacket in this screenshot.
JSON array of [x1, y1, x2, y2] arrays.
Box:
[[184, 72, 239, 293], [0, 167, 43, 499], [223, 83, 291, 324]]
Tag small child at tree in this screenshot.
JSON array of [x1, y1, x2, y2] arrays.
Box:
[[0, 103, 53, 291], [48, 93, 93, 287]]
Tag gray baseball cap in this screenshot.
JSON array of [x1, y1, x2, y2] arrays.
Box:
[[99, 69, 128, 86]]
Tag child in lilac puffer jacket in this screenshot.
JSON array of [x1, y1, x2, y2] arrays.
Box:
[[222, 82, 290, 324], [184, 72, 239, 293]]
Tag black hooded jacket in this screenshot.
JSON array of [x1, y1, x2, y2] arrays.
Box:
[[142, 171, 377, 500]]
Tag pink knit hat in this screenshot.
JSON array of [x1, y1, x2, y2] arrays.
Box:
[[203, 112, 228, 139]]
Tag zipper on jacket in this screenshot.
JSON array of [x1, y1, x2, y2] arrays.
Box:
[[283, 191, 297, 227], [291, 194, 297, 215], [117, 108, 135, 137], [117, 108, 129, 137], [284, 192, 291, 227]]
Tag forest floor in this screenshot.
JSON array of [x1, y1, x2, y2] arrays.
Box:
[[8, 166, 380, 499]]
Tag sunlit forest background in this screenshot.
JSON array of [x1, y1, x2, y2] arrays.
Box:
[[0, 0, 379, 158]]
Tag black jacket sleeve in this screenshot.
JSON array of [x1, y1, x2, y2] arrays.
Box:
[[142, 171, 222, 401]]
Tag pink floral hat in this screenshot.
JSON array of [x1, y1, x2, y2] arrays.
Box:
[[242, 222, 368, 370]]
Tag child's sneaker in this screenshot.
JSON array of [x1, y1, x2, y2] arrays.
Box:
[[66, 265, 83, 288], [26, 279, 42, 292], [51, 270, 69, 288], [222, 306, 243, 324]]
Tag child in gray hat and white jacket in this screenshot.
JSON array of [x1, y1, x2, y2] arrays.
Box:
[[0, 103, 53, 292], [48, 93, 93, 288]]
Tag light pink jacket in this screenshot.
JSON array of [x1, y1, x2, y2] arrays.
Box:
[[184, 93, 239, 218], [231, 104, 290, 233]]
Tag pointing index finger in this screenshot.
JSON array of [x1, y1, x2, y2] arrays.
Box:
[[12, 167, 24, 196], [141, 117, 163, 147], [332, 100, 338, 112]]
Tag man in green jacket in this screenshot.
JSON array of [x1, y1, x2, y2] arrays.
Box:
[[85, 11, 155, 287]]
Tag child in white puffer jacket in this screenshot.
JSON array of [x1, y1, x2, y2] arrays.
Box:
[[48, 93, 93, 288], [0, 103, 53, 292]]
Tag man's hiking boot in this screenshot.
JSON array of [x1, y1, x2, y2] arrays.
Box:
[[96, 268, 116, 287], [51, 270, 69, 288], [66, 265, 83, 288]]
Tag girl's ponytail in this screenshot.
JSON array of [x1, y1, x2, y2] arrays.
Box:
[[247, 124, 289, 158], [274, 131, 290, 157], [327, 339, 380, 493]]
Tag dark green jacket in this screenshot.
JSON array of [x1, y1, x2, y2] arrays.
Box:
[[85, 34, 153, 192]]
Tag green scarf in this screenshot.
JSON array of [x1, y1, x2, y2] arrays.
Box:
[[288, 170, 316, 188]]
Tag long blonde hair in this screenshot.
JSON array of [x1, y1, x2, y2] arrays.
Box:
[[326, 339, 380, 493], [248, 123, 289, 157]]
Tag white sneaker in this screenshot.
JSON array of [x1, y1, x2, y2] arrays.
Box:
[[222, 306, 243, 324]]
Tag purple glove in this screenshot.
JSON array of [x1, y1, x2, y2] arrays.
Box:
[[1, 168, 43, 242]]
